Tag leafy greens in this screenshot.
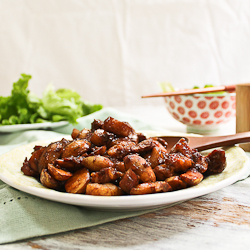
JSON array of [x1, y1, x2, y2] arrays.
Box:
[[0, 74, 102, 125]]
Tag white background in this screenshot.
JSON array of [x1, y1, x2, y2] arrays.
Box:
[[1, 0, 250, 109]]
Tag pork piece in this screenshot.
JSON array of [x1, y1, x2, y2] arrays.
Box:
[[71, 128, 80, 140], [21, 158, 38, 177], [130, 181, 172, 195], [90, 145, 107, 156], [128, 132, 139, 144], [107, 141, 136, 160], [55, 156, 84, 172], [112, 160, 126, 173], [205, 149, 226, 174], [119, 168, 139, 193], [153, 164, 174, 180], [165, 153, 194, 173], [142, 139, 168, 168], [140, 166, 157, 183], [170, 138, 208, 173], [131, 138, 157, 155], [86, 183, 123, 196], [156, 137, 168, 150], [165, 176, 187, 191], [180, 169, 203, 186], [28, 146, 45, 173], [170, 138, 193, 157], [124, 154, 156, 183], [65, 168, 90, 194], [91, 119, 104, 131], [137, 132, 147, 142], [81, 155, 114, 171], [40, 169, 60, 189], [37, 139, 69, 173], [21, 146, 45, 176], [106, 137, 132, 148], [103, 117, 138, 142], [90, 129, 114, 146], [61, 139, 91, 158], [148, 144, 167, 168], [91, 167, 124, 184], [47, 163, 73, 181], [73, 128, 92, 140], [192, 151, 208, 173]]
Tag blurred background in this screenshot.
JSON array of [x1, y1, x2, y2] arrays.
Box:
[[1, 0, 250, 109]]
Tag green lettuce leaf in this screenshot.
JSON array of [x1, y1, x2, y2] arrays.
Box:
[[0, 74, 40, 125], [40, 84, 84, 124], [0, 74, 103, 125]]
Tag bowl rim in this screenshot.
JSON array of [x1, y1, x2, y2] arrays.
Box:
[[192, 92, 235, 97], [164, 92, 236, 98]]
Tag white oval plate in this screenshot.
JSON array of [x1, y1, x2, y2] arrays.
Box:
[[0, 121, 69, 133], [0, 135, 249, 210]]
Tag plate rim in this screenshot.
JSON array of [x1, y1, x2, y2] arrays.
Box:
[[0, 120, 69, 132]]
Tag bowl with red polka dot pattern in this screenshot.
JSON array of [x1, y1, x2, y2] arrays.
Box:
[[164, 92, 236, 134]]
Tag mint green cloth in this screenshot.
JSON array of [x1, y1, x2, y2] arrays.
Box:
[[0, 108, 170, 244]]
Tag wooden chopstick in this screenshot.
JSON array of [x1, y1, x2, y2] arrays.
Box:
[[141, 85, 236, 98]]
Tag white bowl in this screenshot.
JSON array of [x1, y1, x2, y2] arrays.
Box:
[[164, 93, 236, 134]]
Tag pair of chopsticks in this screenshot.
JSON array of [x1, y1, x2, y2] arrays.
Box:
[[141, 85, 236, 98]]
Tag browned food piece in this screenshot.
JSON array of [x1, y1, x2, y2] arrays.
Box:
[[37, 139, 69, 173], [205, 149, 226, 174], [143, 151, 152, 163], [28, 146, 45, 172], [61, 139, 91, 158], [128, 132, 139, 144], [148, 145, 167, 168], [81, 155, 114, 171], [119, 168, 139, 193], [90, 145, 107, 156], [91, 167, 124, 183], [103, 117, 135, 138], [40, 169, 60, 189], [48, 163, 73, 181], [170, 138, 193, 158], [65, 168, 90, 194], [170, 138, 208, 173], [124, 154, 156, 183], [192, 151, 208, 173], [153, 139, 168, 151], [153, 164, 174, 180], [86, 183, 123, 196], [165, 176, 187, 190], [140, 166, 157, 183], [107, 141, 136, 160], [91, 119, 104, 131], [106, 137, 131, 148], [55, 156, 84, 172], [71, 128, 80, 140], [113, 161, 126, 173], [131, 138, 156, 154], [90, 129, 114, 146], [130, 181, 172, 195], [75, 128, 92, 140], [156, 137, 168, 149], [165, 153, 194, 173], [124, 154, 148, 171], [137, 132, 147, 142], [180, 169, 203, 186], [21, 158, 38, 177]]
